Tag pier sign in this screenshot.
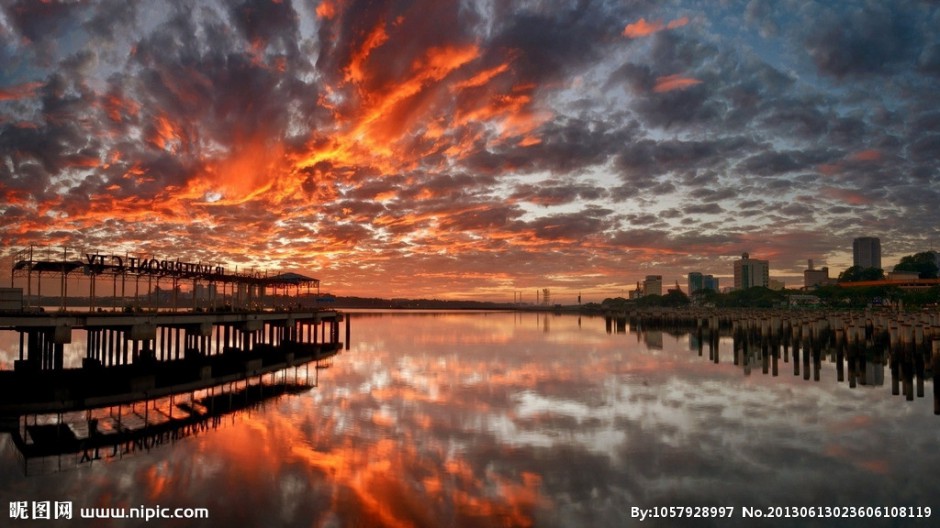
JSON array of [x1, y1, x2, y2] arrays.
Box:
[[84, 253, 225, 277]]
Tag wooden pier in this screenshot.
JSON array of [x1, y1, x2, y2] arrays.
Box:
[[1, 246, 351, 413], [0, 309, 346, 414], [0, 247, 352, 473]]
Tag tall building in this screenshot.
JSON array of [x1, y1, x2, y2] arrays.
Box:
[[733, 253, 769, 289], [688, 272, 719, 293], [853, 237, 882, 269], [703, 275, 719, 291], [643, 275, 663, 296]]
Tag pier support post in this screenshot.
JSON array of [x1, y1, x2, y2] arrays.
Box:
[[902, 325, 914, 402]]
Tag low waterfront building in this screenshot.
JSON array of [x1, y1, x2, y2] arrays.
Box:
[[804, 259, 833, 289]]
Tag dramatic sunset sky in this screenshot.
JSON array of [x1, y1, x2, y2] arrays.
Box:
[[1, 0, 939, 301]]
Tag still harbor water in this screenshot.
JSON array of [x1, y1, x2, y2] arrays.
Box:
[[1, 311, 938, 527]]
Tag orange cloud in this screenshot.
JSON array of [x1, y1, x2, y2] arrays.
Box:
[[653, 74, 702, 93], [345, 22, 389, 84], [821, 187, 871, 205], [623, 18, 662, 38], [452, 62, 511, 91], [848, 149, 882, 162], [101, 93, 140, 123], [299, 43, 484, 175], [0, 81, 43, 101], [316, 0, 336, 19], [818, 149, 882, 176], [147, 113, 185, 152], [623, 16, 689, 38]]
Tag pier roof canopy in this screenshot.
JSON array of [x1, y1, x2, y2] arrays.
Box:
[[264, 272, 319, 287]]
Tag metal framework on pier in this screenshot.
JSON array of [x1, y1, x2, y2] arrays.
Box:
[[8, 246, 321, 311]]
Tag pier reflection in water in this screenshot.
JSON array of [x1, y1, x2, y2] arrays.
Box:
[[1, 311, 939, 527], [6, 367, 324, 475]]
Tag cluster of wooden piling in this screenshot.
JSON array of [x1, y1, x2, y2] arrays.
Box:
[[607, 308, 940, 415]]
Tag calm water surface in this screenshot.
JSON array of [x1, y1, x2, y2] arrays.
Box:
[[1, 311, 938, 527]]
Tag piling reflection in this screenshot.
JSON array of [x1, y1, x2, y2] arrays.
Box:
[[1, 311, 938, 528], [620, 309, 938, 415]]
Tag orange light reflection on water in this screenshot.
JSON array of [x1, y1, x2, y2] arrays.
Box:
[[2, 313, 939, 527]]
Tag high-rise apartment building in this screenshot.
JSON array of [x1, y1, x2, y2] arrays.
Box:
[[733, 253, 769, 289], [688, 272, 719, 293], [853, 237, 882, 269], [643, 275, 663, 296], [703, 275, 719, 291]]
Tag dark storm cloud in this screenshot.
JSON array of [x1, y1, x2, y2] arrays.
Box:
[[919, 42, 940, 76], [506, 117, 639, 174], [0, 74, 100, 191], [83, 0, 139, 42], [633, 82, 721, 129], [510, 179, 609, 207], [486, 1, 637, 84], [525, 210, 612, 241], [744, 0, 781, 37], [228, 0, 300, 53], [737, 147, 836, 177], [607, 228, 672, 249], [614, 137, 753, 186], [757, 99, 829, 140], [909, 111, 940, 136], [2, 0, 85, 63], [803, 2, 920, 78], [648, 29, 718, 74], [403, 172, 499, 201], [131, 9, 291, 136], [606, 62, 656, 93], [438, 204, 523, 233], [624, 213, 662, 226], [908, 134, 940, 163], [738, 199, 766, 211], [684, 203, 724, 215]]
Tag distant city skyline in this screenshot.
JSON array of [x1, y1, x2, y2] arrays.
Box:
[[1, 1, 939, 303]]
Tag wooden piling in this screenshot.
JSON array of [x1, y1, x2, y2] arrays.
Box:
[[902, 325, 914, 402], [889, 325, 900, 396], [835, 328, 845, 383], [932, 341, 939, 415], [915, 325, 925, 398]]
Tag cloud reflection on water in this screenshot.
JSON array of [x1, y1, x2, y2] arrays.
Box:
[[1, 312, 938, 527]]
